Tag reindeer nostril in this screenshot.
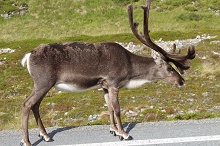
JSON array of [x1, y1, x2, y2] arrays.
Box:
[[175, 79, 185, 87], [181, 80, 184, 86]]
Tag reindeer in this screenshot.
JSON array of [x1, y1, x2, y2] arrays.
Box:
[[20, 0, 195, 145]]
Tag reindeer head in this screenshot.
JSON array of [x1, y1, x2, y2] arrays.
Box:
[[128, 0, 195, 87], [151, 50, 184, 87]]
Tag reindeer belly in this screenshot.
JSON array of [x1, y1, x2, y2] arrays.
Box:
[[125, 79, 151, 89], [55, 83, 101, 92]]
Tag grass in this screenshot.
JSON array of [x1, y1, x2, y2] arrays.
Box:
[[0, 0, 220, 130], [1, 0, 220, 42], [1, 34, 220, 130]]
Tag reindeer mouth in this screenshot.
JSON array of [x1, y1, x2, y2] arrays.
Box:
[[174, 79, 185, 88], [175, 84, 183, 88]]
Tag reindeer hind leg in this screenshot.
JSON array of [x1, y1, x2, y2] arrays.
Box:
[[32, 96, 53, 142], [21, 85, 53, 146]]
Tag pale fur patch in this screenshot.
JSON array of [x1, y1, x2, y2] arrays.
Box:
[[55, 83, 101, 92], [125, 79, 151, 89], [21, 53, 31, 74]]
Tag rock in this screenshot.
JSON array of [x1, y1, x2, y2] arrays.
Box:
[[212, 51, 220, 56], [140, 108, 146, 113], [0, 112, 6, 116], [117, 42, 145, 52], [155, 34, 216, 52], [88, 115, 93, 122], [46, 103, 51, 106], [0, 61, 6, 66], [0, 2, 29, 19], [187, 98, 194, 102], [213, 106, 220, 110], [201, 56, 206, 60], [186, 93, 196, 97], [167, 114, 175, 118], [187, 110, 195, 114], [202, 92, 209, 97], [161, 109, 166, 113], [140, 114, 144, 117], [0, 48, 15, 54], [51, 113, 57, 117], [208, 8, 220, 16], [131, 96, 136, 99], [210, 40, 220, 45], [88, 114, 98, 122], [118, 34, 216, 53], [51, 102, 56, 108], [126, 110, 138, 118], [178, 110, 185, 115]]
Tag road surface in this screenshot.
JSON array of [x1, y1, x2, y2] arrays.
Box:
[[1, 118, 220, 146]]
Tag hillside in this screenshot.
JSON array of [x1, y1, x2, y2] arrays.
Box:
[[0, 0, 220, 42], [0, 0, 220, 130]]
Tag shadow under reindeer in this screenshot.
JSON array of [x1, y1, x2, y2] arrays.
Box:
[[31, 122, 138, 146], [31, 126, 73, 146]]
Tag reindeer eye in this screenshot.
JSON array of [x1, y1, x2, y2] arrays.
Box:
[[167, 67, 173, 72]]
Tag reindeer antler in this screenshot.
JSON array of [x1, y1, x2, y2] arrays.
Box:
[[128, 0, 195, 74]]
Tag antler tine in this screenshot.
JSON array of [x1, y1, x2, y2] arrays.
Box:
[[172, 44, 182, 54], [169, 45, 195, 60], [128, 4, 149, 47], [141, 0, 169, 56], [172, 43, 177, 53], [128, 2, 166, 55], [187, 45, 196, 59]]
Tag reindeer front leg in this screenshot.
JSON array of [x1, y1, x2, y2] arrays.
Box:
[[103, 89, 118, 135], [107, 87, 133, 140]]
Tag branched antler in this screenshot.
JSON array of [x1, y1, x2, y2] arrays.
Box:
[[128, 0, 195, 74]]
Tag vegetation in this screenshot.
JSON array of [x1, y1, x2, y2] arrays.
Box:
[[0, 0, 220, 130], [0, 0, 220, 42]]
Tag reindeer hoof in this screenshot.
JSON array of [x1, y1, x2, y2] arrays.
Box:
[[110, 130, 116, 136], [118, 134, 133, 141], [110, 128, 117, 136], [119, 136, 124, 140], [20, 141, 24, 146], [125, 135, 133, 140], [38, 133, 53, 142], [20, 140, 32, 146]]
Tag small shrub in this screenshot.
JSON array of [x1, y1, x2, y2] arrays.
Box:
[[176, 12, 204, 21], [170, 0, 191, 7], [111, 0, 139, 5], [184, 6, 198, 12]]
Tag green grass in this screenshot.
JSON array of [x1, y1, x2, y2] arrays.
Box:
[[1, 34, 220, 130], [0, 0, 220, 42], [1, 0, 220, 130]]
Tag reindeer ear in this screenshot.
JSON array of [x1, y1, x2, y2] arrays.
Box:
[[151, 50, 165, 66]]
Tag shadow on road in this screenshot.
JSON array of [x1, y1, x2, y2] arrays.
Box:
[[31, 123, 138, 145], [32, 126, 74, 146], [123, 122, 138, 134]]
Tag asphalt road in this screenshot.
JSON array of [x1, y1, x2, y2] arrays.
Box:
[[1, 118, 220, 146]]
